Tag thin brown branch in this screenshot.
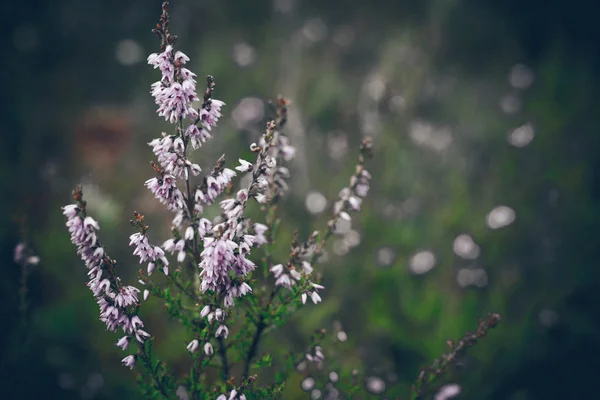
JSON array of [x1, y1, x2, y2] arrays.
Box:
[[411, 313, 501, 398]]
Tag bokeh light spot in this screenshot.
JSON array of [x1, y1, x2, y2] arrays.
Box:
[[453, 234, 480, 259], [301, 377, 315, 391], [305, 191, 327, 214], [409, 250, 436, 274], [365, 376, 386, 394], [486, 205, 516, 229], [115, 39, 143, 66], [508, 123, 535, 148]]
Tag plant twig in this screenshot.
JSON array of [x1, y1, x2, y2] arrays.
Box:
[[138, 343, 170, 398], [411, 313, 501, 399], [217, 336, 230, 381], [242, 285, 280, 379]]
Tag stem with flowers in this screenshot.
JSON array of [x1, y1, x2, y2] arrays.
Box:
[[60, 2, 500, 399]]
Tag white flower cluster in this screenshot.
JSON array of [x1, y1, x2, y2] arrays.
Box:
[[62, 200, 149, 370], [270, 261, 324, 304], [184, 304, 232, 367], [186, 337, 214, 356]]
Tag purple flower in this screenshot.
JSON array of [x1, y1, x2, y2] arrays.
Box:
[[235, 159, 253, 173], [275, 274, 292, 289], [194, 168, 237, 207], [186, 123, 213, 150], [214, 308, 226, 321], [116, 336, 129, 351], [290, 269, 301, 281], [148, 46, 199, 123], [130, 233, 169, 272], [270, 264, 284, 278], [129, 233, 156, 264], [134, 329, 151, 343], [184, 226, 194, 240], [148, 136, 192, 180], [121, 355, 136, 369], [197, 218, 212, 238], [145, 175, 185, 211], [200, 305, 211, 318], [114, 286, 140, 307], [164, 238, 186, 262], [147, 45, 174, 81], [204, 342, 214, 356], [348, 196, 362, 211], [215, 324, 229, 339], [14, 242, 41, 266], [310, 291, 322, 304], [302, 261, 314, 275], [200, 99, 225, 128], [253, 223, 268, 246], [187, 339, 199, 353], [199, 237, 238, 292], [14, 242, 26, 263]]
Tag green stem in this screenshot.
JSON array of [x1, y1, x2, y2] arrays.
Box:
[[217, 336, 230, 381], [138, 343, 170, 398], [242, 287, 279, 378]]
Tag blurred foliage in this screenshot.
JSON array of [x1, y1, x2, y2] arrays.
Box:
[[1, 0, 600, 399]]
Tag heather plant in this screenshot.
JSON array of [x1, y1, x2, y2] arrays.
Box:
[[60, 3, 498, 399]]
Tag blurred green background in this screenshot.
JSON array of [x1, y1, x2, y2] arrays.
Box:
[[2, 0, 600, 398]]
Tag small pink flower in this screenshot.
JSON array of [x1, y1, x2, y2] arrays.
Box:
[[121, 355, 136, 369]]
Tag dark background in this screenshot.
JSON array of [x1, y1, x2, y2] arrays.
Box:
[[1, 0, 600, 398]]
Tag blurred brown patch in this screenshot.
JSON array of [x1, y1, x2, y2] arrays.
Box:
[[74, 106, 133, 177]]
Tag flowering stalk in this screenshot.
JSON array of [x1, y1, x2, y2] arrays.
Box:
[[62, 186, 172, 396]]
